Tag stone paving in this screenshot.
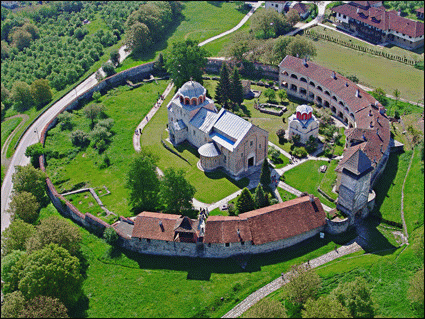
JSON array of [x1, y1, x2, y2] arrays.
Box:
[[222, 239, 362, 318]]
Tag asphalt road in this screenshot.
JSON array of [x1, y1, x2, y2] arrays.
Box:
[[1, 45, 131, 231]]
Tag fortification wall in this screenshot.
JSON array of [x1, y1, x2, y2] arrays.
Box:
[[325, 217, 350, 235]]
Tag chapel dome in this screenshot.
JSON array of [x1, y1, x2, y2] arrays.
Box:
[[198, 142, 221, 158], [296, 104, 313, 120], [179, 80, 206, 99]]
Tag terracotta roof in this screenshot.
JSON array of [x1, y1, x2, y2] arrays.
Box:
[[416, 8, 424, 14], [331, 3, 424, 38], [132, 212, 182, 241], [239, 196, 326, 245], [339, 148, 372, 175], [204, 215, 252, 244], [292, 2, 309, 15], [174, 216, 198, 233]]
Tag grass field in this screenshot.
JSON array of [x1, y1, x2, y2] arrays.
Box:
[[116, 1, 249, 72], [318, 159, 339, 201], [1, 116, 23, 150], [283, 160, 337, 208], [45, 81, 169, 218], [277, 188, 298, 202]]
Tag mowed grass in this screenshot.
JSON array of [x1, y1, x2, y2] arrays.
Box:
[[34, 204, 355, 318], [140, 87, 249, 204], [116, 1, 248, 71], [318, 159, 339, 200], [284, 160, 336, 208], [45, 81, 169, 218], [277, 187, 298, 202], [310, 37, 424, 102], [372, 150, 412, 224], [1, 116, 23, 149], [403, 146, 424, 234]]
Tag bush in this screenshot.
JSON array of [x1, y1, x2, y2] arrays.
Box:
[[103, 227, 119, 245], [268, 147, 281, 163], [276, 128, 285, 143], [102, 61, 115, 77], [71, 130, 89, 147], [292, 146, 308, 158]]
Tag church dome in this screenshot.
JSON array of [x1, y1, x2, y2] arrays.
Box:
[[179, 80, 206, 99], [296, 104, 313, 120], [198, 142, 221, 158]]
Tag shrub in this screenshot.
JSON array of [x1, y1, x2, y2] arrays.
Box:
[[71, 130, 89, 147], [103, 227, 119, 245], [276, 128, 285, 143], [292, 146, 307, 158]]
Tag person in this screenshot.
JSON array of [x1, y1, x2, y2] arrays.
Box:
[[139, 128, 142, 134], [135, 129, 138, 135]]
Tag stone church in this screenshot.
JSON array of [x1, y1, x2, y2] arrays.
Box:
[[167, 80, 269, 178]]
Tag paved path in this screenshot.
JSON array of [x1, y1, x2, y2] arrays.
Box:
[[133, 82, 174, 152], [284, 1, 331, 36], [1, 114, 29, 170], [198, 1, 264, 47], [222, 239, 362, 318]]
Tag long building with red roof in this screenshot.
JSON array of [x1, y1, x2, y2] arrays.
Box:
[[331, 1, 424, 50]]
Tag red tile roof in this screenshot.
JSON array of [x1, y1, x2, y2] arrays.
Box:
[[416, 8, 424, 14], [292, 2, 309, 15], [132, 212, 182, 241], [331, 3, 424, 38], [204, 196, 326, 245]]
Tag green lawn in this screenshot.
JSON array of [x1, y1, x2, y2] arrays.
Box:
[[45, 81, 169, 218], [116, 1, 249, 72], [372, 150, 412, 224], [318, 159, 339, 201], [284, 160, 336, 208], [277, 188, 298, 202], [270, 152, 291, 169], [1, 116, 23, 150], [310, 36, 424, 103]]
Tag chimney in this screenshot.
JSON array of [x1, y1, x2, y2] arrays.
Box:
[[375, 100, 379, 106], [357, 8, 360, 14], [376, 116, 380, 124], [345, 82, 349, 87], [237, 228, 241, 238], [398, 9, 401, 16], [370, 121, 373, 128], [303, 58, 308, 66], [159, 220, 164, 232], [362, 133, 367, 141], [355, 89, 360, 97], [332, 71, 336, 79], [309, 194, 314, 202], [369, 109, 372, 116], [380, 144, 383, 153], [376, 128, 379, 136]]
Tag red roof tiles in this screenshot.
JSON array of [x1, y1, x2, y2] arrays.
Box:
[[132, 212, 182, 241]]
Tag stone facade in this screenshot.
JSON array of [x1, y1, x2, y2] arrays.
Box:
[[288, 104, 319, 143]]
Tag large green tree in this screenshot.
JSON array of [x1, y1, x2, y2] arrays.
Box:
[[283, 263, 321, 304], [160, 167, 196, 215], [83, 103, 104, 129], [250, 8, 289, 38], [330, 277, 376, 318], [165, 39, 209, 88], [26, 216, 82, 255], [286, 35, 317, 59], [19, 295, 69, 318], [11, 165, 48, 207], [1, 290, 26, 318], [236, 187, 256, 214], [244, 298, 287, 318], [260, 159, 271, 187], [25, 143, 44, 168], [17, 243, 83, 308], [254, 183, 269, 208], [126, 150, 161, 213], [1, 220, 36, 257], [30, 79, 52, 109], [215, 62, 232, 109], [1, 250, 27, 294], [230, 67, 244, 109], [302, 295, 352, 318], [7, 191, 40, 224], [11, 81, 33, 112]]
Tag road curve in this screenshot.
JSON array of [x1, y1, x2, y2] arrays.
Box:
[[1, 46, 131, 231]]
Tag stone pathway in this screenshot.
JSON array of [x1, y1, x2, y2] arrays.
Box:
[[133, 82, 174, 152], [222, 239, 362, 318]]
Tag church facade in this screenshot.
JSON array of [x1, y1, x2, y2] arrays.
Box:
[[288, 104, 319, 143], [167, 80, 269, 178]]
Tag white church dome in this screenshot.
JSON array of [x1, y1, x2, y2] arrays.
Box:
[[179, 80, 206, 99]]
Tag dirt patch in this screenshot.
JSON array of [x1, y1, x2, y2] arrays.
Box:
[[84, 195, 89, 199], [88, 202, 93, 207], [79, 201, 83, 205]]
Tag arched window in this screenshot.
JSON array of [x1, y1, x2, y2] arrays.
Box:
[[185, 97, 190, 105], [191, 97, 197, 106], [300, 77, 307, 83], [309, 81, 315, 87], [290, 74, 298, 79], [180, 96, 184, 104], [332, 95, 337, 101], [317, 86, 323, 92], [339, 101, 344, 107], [325, 90, 330, 96]]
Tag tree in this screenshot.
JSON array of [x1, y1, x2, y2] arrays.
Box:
[[26, 216, 82, 255], [230, 67, 244, 109], [126, 150, 161, 212], [286, 9, 301, 26], [244, 298, 287, 318], [25, 142, 44, 168], [21, 23, 39, 40], [286, 35, 317, 59], [19, 295, 69, 318], [1, 250, 27, 294], [302, 296, 352, 318], [71, 130, 90, 147], [84, 103, 104, 129], [276, 128, 285, 143], [284, 263, 321, 304], [271, 36, 294, 65], [165, 39, 209, 88], [1, 290, 26, 318], [236, 187, 256, 214], [393, 88, 400, 106], [251, 8, 289, 38], [305, 135, 318, 153], [110, 49, 120, 67], [254, 183, 269, 208], [277, 89, 287, 103], [30, 79, 52, 109], [90, 125, 110, 145], [125, 21, 152, 52], [264, 88, 276, 102], [1, 220, 36, 257], [102, 61, 115, 77], [370, 87, 387, 106], [215, 62, 231, 109], [260, 158, 271, 187], [57, 111, 73, 130], [407, 268, 424, 307], [160, 167, 196, 215], [10, 29, 32, 51], [7, 191, 40, 224], [291, 133, 301, 145], [11, 81, 33, 112], [17, 243, 83, 308], [330, 277, 376, 318], [103, 227, 119, 245], [11, 164, 48, 207], [225, 32, 255, 61]]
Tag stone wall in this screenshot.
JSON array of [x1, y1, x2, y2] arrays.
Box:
[[325, 217, 350, 235], [205, 58, 279, 80]]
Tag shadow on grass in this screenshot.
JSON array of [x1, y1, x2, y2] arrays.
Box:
[[355, 216, 398, 254], [68, 293, 89, 318], [371, 151, 401, 220]]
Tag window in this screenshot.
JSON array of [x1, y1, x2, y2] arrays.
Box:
[[208, 243, 211, 247], [241, 241, 245, 245], [225, 243, 230, 247], [147, 239, 151, 243], [259, 144, 261, 149], [250, 141, 253, 146], [224, 155, 226, 163], [241, 153, 243, 157]]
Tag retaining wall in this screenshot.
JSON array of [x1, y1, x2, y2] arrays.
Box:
[[325, 217, 350, 235]]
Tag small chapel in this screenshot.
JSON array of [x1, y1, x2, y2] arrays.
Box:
[[167, 80, 269, 178], [288, 104, 319, 144]]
